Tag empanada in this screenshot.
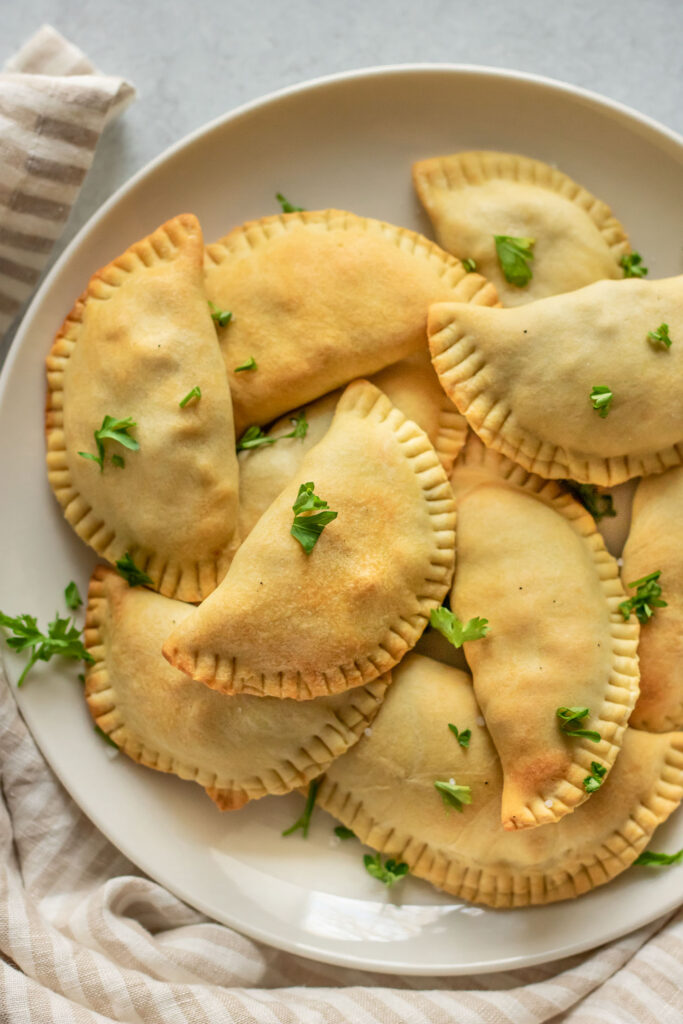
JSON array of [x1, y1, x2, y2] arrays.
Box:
[[429, 276, 683, 485], [622, 466, 683, 731], [450, 436, 640, 830], [204, 209, 498, 431], [316, 653, 683, 908], [164, 380, 456, 699], [413, 151, 628, 307], [46, 214, 240, 602], [85, 566, 389, 810], [238, 351, 467, 540]]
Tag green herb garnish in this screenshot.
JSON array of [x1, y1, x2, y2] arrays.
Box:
[[276, 192, 305, 213], [590, 385, 613, 418], [290, 482, 338, 554], [647, 323, 672, 350], [115, 553, 153, 588], [234, 357, 257, 372], [208, 301, 232, 327], [619, 570, 667, 624], [94, 724, 119, 749], [0, 610, 93, 687], [64, 581, 82, 610], [179, 386, 201, 408], [583, 761, 607, 793], [236, 411, 309, 451], [462, 258, 477, 273], [78, 415, 139, 471], [334, 825, 356, 841], [363, 853, 409, 887], [282, 778, 320, 838], [556, 706, 601, 743], [448, 723, 471, 749], [435, 780, 473, 812], [429, 607, 489, 648], [633, 848, 683, 867], [620, 252, 648, 278], [562, 481, 616, 522], [111, 454, 125, 468], [494, 235, 535, 287]]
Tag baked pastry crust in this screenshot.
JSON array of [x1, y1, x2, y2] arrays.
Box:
[[413, 150, 629, 307], [622, 466, 683, 731], [204, 208, 498, 432], [429, 276, 683, 485], [316, 653, 683, 908], [163, 380, 456, 699], [45, 214, 240, 602], [84, 566, 389, 809], [450, 436, 640, 830]]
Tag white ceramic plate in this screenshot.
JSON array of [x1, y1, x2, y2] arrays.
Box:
[[1, 65, 682, 977]]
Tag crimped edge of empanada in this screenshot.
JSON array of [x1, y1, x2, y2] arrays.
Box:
[[164, 380, 456, 699], [432, 406, 469, 474], [84, 565, 389, 810], [429, 302, 683, 486], [315, 732, 683, 908], [412, 150, 630, 264], [452, 437, 641, 830], [45, 214, 234, 603]]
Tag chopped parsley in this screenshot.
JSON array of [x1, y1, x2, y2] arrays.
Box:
[[647, 323, 672, 350], [363, 853, 409, 887], [590, 385, 613, 418], [462, 258, 477, 273], [236, 411, 309, 452], [633, 848, 683, 867], [583, 761, 607, 793], [276, 192, 305, 213], [429, 607, 489, 648], [234, 357, 257, 372], [290, 482, 338, 554], [0, 609, 93, 687], [619, 571, 667, 624], [620, 252, 648, 278], [94, 724, 119, 749], [434, 780, 473, 812], [179, 386, 201, 408], [334, 825, 356, 841], [64, 581, 82, 610], [556, 706, 601, 743], [208, 301, 232, 327], [494, 235, 535, 287], [562, 481, 616, 522], [115, 553, 153, 588], [78, 415, 139, 471], [282, 778, 320, 838], [448, 723, 471, 749]]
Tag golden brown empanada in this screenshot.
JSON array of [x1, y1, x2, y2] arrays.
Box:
[[85, 566, 389, 810], [46, 214, 239, 602], [238, 350, 467, 540], [204, 209, 498, 431], [622, 466, 683, 731], [413, 151, 629, 307], [163, 380, 456, 699], [316, 653, 683, 908], [450, 436, 640, 830], [429, 276, 683, 486]]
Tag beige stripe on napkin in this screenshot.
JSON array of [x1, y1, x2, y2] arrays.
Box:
[[0, 25, 134, 341]]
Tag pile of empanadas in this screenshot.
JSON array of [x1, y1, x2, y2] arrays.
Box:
[[45, 150, 683, 909]]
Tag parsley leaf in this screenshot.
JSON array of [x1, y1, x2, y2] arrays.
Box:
[[448, 723, 471, 749], [619, 570, 667, 624], [282, 778, 320, 838], [590, 385, 613, 418], [115, 553, 153, 588], [647, 323, 672, 350], [633, 848, 683, 867], [562, 481, 616, 522], [234, 357, 257, 372], [0, 609, 93, 687], [334, 825, 356, 840], [236, 411, 309, 452], [556, 706, 601, 743], [276, 192, 305, 213], [290, 482, 338, 554], [430, 607, 489, 648], [179, 386, 201, 408], [435, 780, 473, 812], [79, 415, 139, 471], [620, 252, 648, 278], [64, 581, 82, 610], [208, 301, 232, 327], [363, 853, 409, 887], [462, 258, 477, 272], [494, 235, 535, 287], [583, 761, 607, 793], [94, 724, 119, 749]]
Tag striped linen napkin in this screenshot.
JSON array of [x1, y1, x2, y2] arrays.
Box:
[[0, 28, 682, 1024]]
